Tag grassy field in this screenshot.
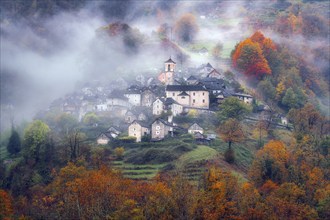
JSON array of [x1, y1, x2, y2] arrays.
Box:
[[111, 160, 167, 180], [217, 140, 255, 171], [176, 145, 218, 169]]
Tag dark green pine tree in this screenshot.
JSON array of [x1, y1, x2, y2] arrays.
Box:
[[7, 129, 21, 155]]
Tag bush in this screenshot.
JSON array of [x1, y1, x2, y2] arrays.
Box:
[[117, 136, 136, 143], [114, 147, 125, 160], [224, 148, 235, 164]]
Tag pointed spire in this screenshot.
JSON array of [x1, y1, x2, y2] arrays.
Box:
[[165, 57, 176, 64]]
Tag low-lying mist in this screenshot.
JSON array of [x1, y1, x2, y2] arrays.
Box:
[[0, 0, 329, 131]]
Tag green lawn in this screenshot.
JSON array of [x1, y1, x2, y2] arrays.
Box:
[[176, 145, 218, 169]]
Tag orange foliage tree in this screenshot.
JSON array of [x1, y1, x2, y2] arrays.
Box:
[[195, 167, 240, 219], [264, 183, 318, 219], [0, 189, 13, 220], [249, 140, 289, 187], [232, 31, 276, 79]]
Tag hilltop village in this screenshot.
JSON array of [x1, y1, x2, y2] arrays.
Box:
[[46, 58, 288, 145]]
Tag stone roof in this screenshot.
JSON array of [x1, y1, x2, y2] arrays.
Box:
[[164, 97, 179, 105], [109, 90, 128, 100], [130, 120, 149, 128], [165, 57, 176, 64], [187, 75, 198, 81], [178, 91, 190, 96], [152, 118, 173, 127], [206, 62, 213, 68], [166, 85, 207, 92], [188, 123, 204, 131], [232, 93, 253, 98], [207, 69, 221, 77]]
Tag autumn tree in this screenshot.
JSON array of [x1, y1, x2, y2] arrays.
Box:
[[0, 189, 13, 219], [288, 103, 325, 139], [219, 118, 245, 150], [196, 167, 240, 219], [7, 128, 21, 155], [218, 118, 245, 163], [249, 140, 289, 187], [264, 183, 318, 219], [174, 13, 199, 43], [238, 182, 265, 219], [231, 31, 275, 79], [250, 31, 276, 59]]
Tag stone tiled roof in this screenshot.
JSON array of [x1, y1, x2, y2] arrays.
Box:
[[166, 85, 207, 92], [165, 57, 176, 64]]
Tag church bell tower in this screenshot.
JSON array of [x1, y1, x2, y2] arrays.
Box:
[[164, 57, 176, 85]]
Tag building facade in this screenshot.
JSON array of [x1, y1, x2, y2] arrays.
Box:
[[165, 85, 209, 109]]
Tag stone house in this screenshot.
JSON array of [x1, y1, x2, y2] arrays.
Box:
[[188, 123, 204, 134], [97, 127, 121, 145], [164, 98, 184, 116], [165, 85, 209, 109], [153, 98, 165, 116], [232, 93, 253, 104], [152, 98, 184, 116], [125, 110, 137, 123], [206, 69, 224, 79], [280, 115, 288, 125], [97, 133, 112, 145], [107, 90, 132, 109], [198, 63, 214, 76], [126, 106, 151, 123], [124, 88, 142, 106], [151, 118, 174, 141], [187, 75, 198, 85], [128, 120, 150, 142], [141, 88, 156, 107]]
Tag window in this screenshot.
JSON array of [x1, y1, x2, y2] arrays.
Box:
[[203, 92, 205, 95], [181, 96, 185, 99], [193, 92, 195, 96], [172, 93, 175, 96], [156, 126, 160, 130], [203, 99, 205, 103], [133, 128, 136, 131], [193, 99, 195, 103], [168, 64, 170, 71], [156, 131, 160, 135]]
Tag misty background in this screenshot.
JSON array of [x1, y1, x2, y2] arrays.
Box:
[[1, 0, 329, 132]]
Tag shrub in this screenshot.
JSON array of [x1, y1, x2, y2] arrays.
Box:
[[114, 147, 125, 160], [224, 148, 235, 164], [117, 136, 136, 143]]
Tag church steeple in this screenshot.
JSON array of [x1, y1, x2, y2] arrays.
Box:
[[164, 57, 176, 72]]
